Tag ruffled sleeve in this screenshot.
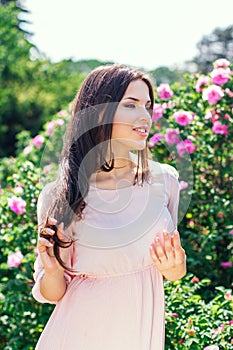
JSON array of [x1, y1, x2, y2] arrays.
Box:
[[31, 182, 75, 304], [148, 160, 180, 229], [161, 163, 180, 229]]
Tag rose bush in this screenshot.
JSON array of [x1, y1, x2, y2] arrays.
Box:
[[149, 58, 233, 296], [0, 60, 232, 349], [165, 275, 233, 349]]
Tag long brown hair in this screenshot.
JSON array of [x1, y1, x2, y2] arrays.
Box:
[[40, 64, 155, 271]]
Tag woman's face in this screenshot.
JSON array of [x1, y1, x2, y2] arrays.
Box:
[[111, 79, 152, 152]]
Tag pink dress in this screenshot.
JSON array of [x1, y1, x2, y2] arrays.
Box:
[[32, 160, 179, 350]]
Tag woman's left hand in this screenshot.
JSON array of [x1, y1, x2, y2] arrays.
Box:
[[149, 230, 186, 281]]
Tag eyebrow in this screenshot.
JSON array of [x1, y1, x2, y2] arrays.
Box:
[[123, 97, 151, 103]]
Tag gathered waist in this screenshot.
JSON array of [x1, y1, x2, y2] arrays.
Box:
[[71, 263, 158, 280]]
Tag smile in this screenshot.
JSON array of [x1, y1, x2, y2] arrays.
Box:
[[132, 127, 149, 137]]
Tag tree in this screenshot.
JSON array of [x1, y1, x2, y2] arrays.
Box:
[[0, 0, 35, 156], [0, 1, 84, 157], [188, 25, 233, 73], [149, 66, 186, 86]]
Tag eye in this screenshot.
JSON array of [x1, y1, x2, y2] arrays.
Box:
[[124, 103, 136, 109], [145, 105, 151, 111]]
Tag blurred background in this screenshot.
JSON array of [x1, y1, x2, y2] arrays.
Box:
[[0, 1, 233, 349], [1, 0, 233, 157]]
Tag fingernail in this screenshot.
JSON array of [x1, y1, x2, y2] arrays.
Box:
[[47, 228, 54, 234], [50, 217, 56, 220]]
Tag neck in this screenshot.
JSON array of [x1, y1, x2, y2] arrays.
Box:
[[90, 152, 138, 188]]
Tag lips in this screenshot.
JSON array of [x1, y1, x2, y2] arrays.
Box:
[[132, 126, 149, 137], [133, 127, 147, 133]]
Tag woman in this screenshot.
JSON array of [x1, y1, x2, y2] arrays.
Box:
[[32, 64, 186, 350]]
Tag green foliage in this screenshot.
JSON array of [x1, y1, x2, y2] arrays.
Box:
[[0, 108, 70, 349], [0, 1, 85, 157], [165, 275, 233, 349], [149, 66, 187, 86]]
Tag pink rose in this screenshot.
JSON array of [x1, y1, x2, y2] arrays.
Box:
[[32, 135, 44, 148], [195, 75, 210, 92], [45, 119, 65, 136], [45, 121, 56, 136], [191, 276, 199, 283], [152, 104, 163, 121], [225, 87, 233, 98], [173, 110, 194, 126], [157, 84, 174, 100], [179, 181, 188, 190], [43, 164, 53, 175], [224, 113, 231, 121], [55, 118, 64, 126], [176, 139, 196, 157], [204, 111, 213, 120], [213, 58, 230, 68], [212, 121, 229, 135], [225, 292, 232, 299], [202, 85, 224, 105], [23, 145, 33, 155], [220, 261, 232, 268], [171, 313, 179, 318], [204, 346, 219, 350], [7, 251, 24, 268], [165, 129, 180, 144], [229, 230, 233, 235], [8, 196, 26, 215], [58, 109, 68, 117], [213, 324, 225, 334], [210, 68, 231, 86], [189, 219, 195, 228], [149, 133, 164, 146], [162, 101, 176, 109]]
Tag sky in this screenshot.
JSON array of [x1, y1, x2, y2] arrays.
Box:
[[23, 0, 233, 71]]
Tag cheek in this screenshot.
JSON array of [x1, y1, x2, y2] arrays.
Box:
[[112, 124, 131, 139]]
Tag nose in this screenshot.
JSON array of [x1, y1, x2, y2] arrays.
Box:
[[139, 106, 152, 125]]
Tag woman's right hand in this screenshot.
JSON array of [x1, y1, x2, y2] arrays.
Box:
[[38, 217, 70, 276]]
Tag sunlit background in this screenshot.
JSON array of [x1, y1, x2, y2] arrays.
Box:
[[24, 0, 233, 70]]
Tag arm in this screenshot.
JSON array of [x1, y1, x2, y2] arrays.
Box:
[[38, 219, 68, 302], [149, 165, 187, 281], [32, 183, 74, 303]]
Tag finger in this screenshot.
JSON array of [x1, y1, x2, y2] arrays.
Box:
[[163, 231, 174, 260], [172, 231, 186, 261], [40, 227, 55, 236], [38, 237, 53, 253], [153, 236, 167, 261], [57, 222, 64, 240], [173, 230, 182, 248], [175, 245, 186, 263], [149, 244, 161, 265], [47, 217, 57, 226]]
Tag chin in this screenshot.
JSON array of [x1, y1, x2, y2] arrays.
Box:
[[131, 141, 147, 151]]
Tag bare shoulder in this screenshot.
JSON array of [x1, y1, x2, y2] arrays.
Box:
[[148, 159, 179, 180]]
